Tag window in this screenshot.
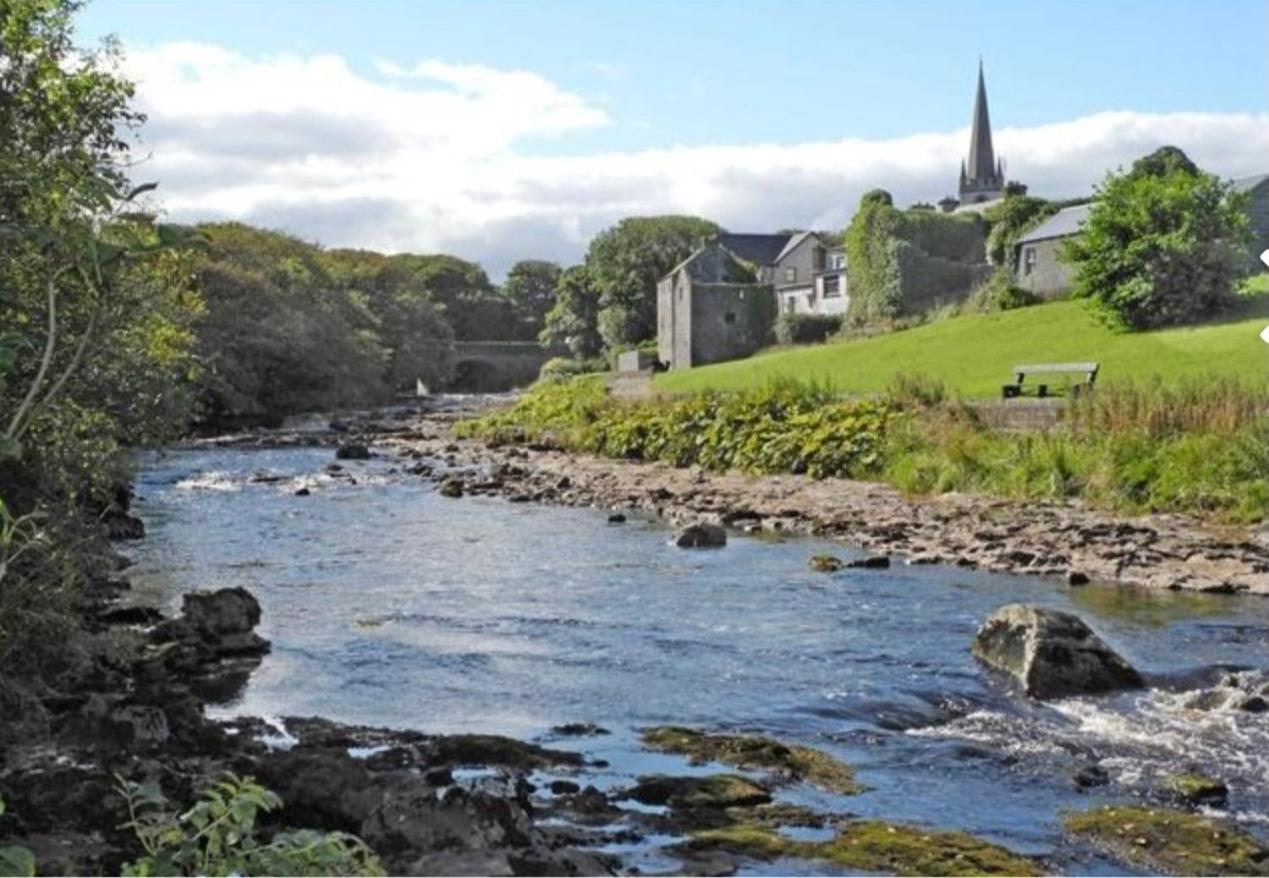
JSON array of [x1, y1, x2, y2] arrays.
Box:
[[829, 252, 845, 270], [784, 267, 797, 283], [1023, 246, 1037, 276], [724, 311, 736, 324], [823, 275, 841, 298]]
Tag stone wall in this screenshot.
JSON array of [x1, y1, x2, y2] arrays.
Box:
[[1014, 237, 1076, 299], [686, 283, 775, 368]]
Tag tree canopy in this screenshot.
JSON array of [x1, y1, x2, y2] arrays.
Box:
[[1065, 146, 1249, 330], [584, 215, 720, 350]]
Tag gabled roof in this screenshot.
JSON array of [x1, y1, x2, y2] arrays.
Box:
[[717, 232, 793, 266], [1015, 204, 1092, 245], [775, 230, 818, 263], [1233, 173, 1269, 193]]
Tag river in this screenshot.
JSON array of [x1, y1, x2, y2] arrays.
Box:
[[125, 442, 1269, 875]]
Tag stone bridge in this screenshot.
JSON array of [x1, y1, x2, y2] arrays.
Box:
[[448, 341, 554, 392]]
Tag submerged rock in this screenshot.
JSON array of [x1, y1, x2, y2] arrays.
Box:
[[1161, 772, 1229, 807], [623, 774, 772, 810], [971, 604, 1143, 699], [1180, 670, 1269, 713], [335, 443, 371, 460], [1064, 805, 1269, 875], [809, 554, 844, 572], [641, 726, 864, 795], [680, 820, 1040, 877], [674, 523, 727, 549]]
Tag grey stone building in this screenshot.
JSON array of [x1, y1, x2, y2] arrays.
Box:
[[1012, 204, 1090, 298], [656, 232, 847, 369], [1013, 173, 1269, 297], [656, 242, 775, 370]]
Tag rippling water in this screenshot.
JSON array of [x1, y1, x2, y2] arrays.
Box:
[[127, 444, 1269, 873]]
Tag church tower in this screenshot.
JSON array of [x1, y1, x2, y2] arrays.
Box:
[[958, 60, 1006, 204]]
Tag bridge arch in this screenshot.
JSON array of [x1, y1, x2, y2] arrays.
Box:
[[447, 341, 554, 392]]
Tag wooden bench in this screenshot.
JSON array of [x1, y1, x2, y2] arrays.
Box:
[[1001, 362, 1099, 400]]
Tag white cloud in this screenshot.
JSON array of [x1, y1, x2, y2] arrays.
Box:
[[121, 42, 1269, 278]]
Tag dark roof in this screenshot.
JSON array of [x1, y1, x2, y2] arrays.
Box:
[[1015, 204, 1092, 245], [718, 232, 793, 266]]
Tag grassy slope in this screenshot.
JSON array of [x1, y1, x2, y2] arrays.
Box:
[[655, 297, 1269, 399]]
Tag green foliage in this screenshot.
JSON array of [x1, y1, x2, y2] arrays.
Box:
[[981, 193, 1060, 268], [1066, 147, 1250, 330], [461, 378, 896, 480], [540, 265, 603, 358], [844, 192, 986, 325], [538, 356, 608, 382], [0, 796, 36, 877], [963, 267, 1042, 313], [474, 373, 1269, 522], [501, 259, 561, 338], [774, 313, 842, 346], [584, 215, 720, 350], [118, 773, 383, 878]]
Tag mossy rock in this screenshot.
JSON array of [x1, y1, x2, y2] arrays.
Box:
[[809, 554, 844, 572], [684, 820, 1040, 876], [1064, 805, 1269, 875], [641, 726, 864, 794], [624, 773, 771, 811], [1161, 772, 1228, 806]]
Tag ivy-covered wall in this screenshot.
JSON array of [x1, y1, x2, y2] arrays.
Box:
[[844, 190, 989, 323]]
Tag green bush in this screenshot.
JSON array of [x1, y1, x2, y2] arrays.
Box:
[[538, 356, 608, 382], [774, 313, 842, 345], [1066, 146, 1250, 330], [461, 375, 1269, 522], [118, 773, 383, 877]]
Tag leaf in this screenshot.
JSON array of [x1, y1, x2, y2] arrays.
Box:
[[0, 845, 36, 878]]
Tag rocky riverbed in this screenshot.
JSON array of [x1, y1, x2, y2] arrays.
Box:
[[347, 398, 1268, 596]]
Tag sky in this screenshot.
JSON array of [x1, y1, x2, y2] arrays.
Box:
[[78, 0, 1269, 278]]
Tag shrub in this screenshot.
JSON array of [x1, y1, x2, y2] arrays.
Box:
[[1066, 147, 1250, 330], [538, 357, 608, 382], [118, 773, 383, 877], [774, 313, 842, 345]]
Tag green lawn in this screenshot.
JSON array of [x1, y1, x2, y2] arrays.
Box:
[[654, 297, 1269, 399]]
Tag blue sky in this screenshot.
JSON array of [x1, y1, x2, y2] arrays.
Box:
[[80, 0, 1268, 149], [76, 0, 1269, 274]]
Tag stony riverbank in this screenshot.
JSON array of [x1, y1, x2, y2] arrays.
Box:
[[342, 400, 1269, 597]]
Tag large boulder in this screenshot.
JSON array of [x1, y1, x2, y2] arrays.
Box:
[[182, 587, 261, 638], [972, 604, 1143, 699], [675, 523, 727, 549]]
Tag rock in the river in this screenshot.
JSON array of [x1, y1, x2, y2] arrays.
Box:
[[809, 555, 844, 572], [675, 522, 727, 549], [1180, 670, 1269, 713], [972, 604, 1143, 699], [335, 443, 371, 460], [183, 587, 261, 638], [1161, 772, 1228, 807], [438, 478, 465, 498], [846, 555, 890, 569]]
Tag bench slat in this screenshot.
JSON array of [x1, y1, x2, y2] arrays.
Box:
[[1011, 362, 1099, 374]]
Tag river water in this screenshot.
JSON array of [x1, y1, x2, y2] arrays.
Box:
[[126, 443, 1269, 874]]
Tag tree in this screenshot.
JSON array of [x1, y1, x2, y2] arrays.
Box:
[[1065, 146, 1250, 330], [540, 266, 602, 359], [501, 259, 561, 338], [584, 215, 720, 350]]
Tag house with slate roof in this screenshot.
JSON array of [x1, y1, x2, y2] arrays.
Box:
[[1013, 174, 1269, 298]]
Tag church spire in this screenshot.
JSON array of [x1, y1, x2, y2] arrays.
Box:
[[958, 59, 1005, 204]]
